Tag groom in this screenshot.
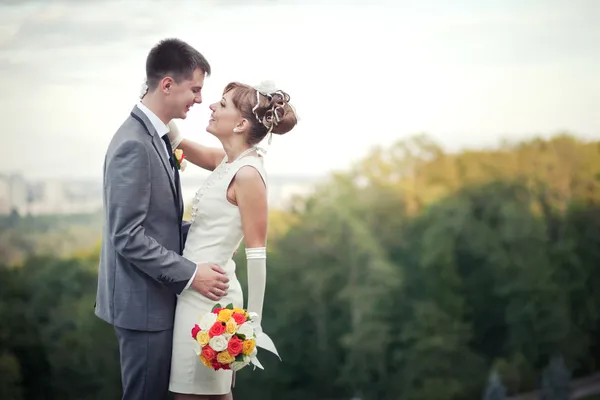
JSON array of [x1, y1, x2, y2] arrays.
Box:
[[95, 38, 229, 400]]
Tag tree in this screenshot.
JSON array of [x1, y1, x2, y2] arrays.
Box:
[[0, 353, 23, 400], [1, 132, 599, 400]]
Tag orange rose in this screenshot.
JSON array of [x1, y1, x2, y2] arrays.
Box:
[[232, 312, 246, 325], [201, 345, 217, 361], [227, 336, 244, 357], [209, 321, 226, 338]]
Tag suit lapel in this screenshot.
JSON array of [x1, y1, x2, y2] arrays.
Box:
[[130, 107, 180, 216], [151, 135, 177, 195]]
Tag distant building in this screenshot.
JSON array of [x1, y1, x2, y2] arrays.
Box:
[[0, 173, 28, 215], [8, 174, 28, 215], [0, 173, 320, 216], [0, 176, 10, 214], [28, 179, 66, 214]]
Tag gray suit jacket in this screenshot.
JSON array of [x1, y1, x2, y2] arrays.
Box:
[[95, 105, 196, 332]]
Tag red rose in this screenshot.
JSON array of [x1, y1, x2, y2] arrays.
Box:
[[212, 361, 222, 370], [213, 307, 223, 314], [227, 336, 243, 357], [201, 346, 217, 361], [232, 312, 246, 325], [209, 321, 226, 338], [221, 363, 231, 370], [191, 324, 200, 339]]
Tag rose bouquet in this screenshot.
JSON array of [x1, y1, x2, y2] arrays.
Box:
[[191, 303, 261, 371]]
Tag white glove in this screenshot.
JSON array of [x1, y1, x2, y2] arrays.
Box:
[[246, 247, 280, 361], [167, 120, 184, 149]]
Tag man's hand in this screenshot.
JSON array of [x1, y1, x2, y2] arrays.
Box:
[[191, 263, 229, 301]]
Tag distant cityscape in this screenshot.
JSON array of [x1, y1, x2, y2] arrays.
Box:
[[0, 173, 323, 216]]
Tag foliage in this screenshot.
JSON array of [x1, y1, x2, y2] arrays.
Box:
[[0, 212, 103, 265], [1, 133, 599, 399]]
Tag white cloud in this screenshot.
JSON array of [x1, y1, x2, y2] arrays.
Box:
[[0, 0, 598, 179]]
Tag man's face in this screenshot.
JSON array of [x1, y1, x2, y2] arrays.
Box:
[[166, 68, 205, 120]]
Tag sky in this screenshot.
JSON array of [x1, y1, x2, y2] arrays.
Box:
[[0, 0, 598, 180]]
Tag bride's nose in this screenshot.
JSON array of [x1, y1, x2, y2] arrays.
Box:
[[209, 103, 216, 111]]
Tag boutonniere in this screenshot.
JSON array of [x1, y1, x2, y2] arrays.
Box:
[[174, 149, 187, 171]]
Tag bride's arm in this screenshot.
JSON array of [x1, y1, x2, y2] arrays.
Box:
[[234, 166, 280, 358], [234, 166, 267, 248], [168, 120, 225, 171], [177, 139, 225, 171], [233, 166, 268, 317]]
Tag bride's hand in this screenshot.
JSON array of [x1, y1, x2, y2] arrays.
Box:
[[167, 120, 184, 149]]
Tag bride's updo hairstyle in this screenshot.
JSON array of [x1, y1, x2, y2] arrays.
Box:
[[223, 82, 297, 146]]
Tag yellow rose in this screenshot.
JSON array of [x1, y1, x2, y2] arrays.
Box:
[[174, 149, 184, 161], [218, 309, 234, 322], [242, 339, 256, 356], [233, 307, 245, 315], [199, 355, 212, 368], [225, 320, 237, 335], [217, 350, 235, 365], [196, 331, 210, 346]]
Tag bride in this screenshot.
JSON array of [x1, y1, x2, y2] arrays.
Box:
[[166, 81, 297, 399]]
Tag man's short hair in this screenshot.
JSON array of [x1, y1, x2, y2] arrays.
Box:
[[146, 38, 211, 90]]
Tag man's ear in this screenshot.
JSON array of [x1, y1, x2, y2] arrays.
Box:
[[160, 76, 174, 94]]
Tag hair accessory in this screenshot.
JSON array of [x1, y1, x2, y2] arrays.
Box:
[[250, 81, 292, 155], [140, 79, 149, 99]]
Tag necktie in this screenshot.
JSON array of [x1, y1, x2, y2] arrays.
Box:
[[161, 134, 175, 168]]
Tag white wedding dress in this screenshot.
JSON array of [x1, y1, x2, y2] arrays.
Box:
[[169, 153, 267, 395]]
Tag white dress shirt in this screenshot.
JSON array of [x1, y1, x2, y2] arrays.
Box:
[[136, 101, 197, 290], [136, 101, 172, 162]]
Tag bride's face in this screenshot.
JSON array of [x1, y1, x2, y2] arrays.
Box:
[[206, 90, 244, 138]]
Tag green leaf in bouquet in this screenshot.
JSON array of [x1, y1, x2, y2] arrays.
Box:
[[235, 354, 244, 362], [236, 333, 246, 340], [226, 303, 234, 310], [211, 303, 222, 312]]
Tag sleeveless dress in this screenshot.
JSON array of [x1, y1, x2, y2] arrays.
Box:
[[169, 153, 267, 395]]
